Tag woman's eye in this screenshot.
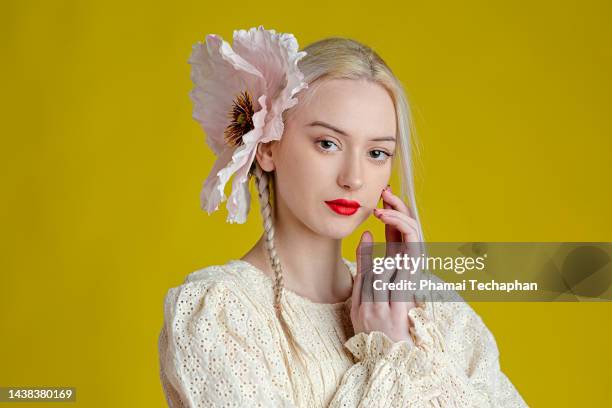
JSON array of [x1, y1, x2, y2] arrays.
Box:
[[317, 140, 339, 151], [369, 150, 391, 161]]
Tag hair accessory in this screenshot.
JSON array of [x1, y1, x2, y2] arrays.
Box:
[[188, 25, 308, 224]]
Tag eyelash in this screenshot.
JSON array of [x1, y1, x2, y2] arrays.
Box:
[[315, 139, 393, 164]]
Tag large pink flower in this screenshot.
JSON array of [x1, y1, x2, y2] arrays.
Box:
[[188, 25, 308, 224]]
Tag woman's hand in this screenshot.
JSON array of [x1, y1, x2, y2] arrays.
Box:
[[350, 185, 420, 344]]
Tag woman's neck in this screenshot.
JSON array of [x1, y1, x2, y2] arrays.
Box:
[[241, 223, 353, 304]]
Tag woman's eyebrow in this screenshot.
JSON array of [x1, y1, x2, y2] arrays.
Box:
[[306, 120, 396, 142]]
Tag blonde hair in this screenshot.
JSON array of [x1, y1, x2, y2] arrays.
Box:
[[249, 37, 427, 319]]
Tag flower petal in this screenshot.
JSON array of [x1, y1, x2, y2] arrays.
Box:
[[226, 146, 258, 224], [200, 146, 235, 213], [189, 34, 266, 155], [232, 25, 308, 142]]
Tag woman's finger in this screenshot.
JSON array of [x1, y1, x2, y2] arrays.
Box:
[[381, 186, 402, 244], [351, 254, 364, 319], [373, 255, 393, 305], [375, 208, 418, 231], [376, 212, 419, 243], [381, 187, 412, 216], [355, 230, 373, 305]]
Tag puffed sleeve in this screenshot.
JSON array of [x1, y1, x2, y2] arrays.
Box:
[[327, 303, 529, 407], [158, 279, 298, 408]]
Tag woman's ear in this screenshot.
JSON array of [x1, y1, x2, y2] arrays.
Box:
[[255, 141, 276, 172]]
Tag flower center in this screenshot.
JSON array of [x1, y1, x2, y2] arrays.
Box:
[[224, 90, 254, 147]]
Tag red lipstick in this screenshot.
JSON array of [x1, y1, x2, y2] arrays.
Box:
[[324, 199, 361, 216]]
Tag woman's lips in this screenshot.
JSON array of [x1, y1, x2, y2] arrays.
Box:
[[324, 199, 361, 216]]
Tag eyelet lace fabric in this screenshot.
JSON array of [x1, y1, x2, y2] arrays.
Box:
[[158, 259, 528, 407]]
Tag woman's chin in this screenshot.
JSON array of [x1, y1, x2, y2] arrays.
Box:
[[317, 220, 361, 240]]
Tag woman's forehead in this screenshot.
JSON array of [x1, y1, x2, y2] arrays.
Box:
[[293, 79, 397, 137]]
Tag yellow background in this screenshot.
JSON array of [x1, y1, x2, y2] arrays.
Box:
[[2, 0, 611, 406]]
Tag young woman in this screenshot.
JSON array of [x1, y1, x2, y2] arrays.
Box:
[[158, 26, 528, 407]]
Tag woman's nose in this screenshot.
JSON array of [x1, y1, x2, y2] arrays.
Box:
[[338, 155, 364, 191]]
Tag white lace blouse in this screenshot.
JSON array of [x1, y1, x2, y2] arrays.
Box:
[[158, 259, 528, 407]]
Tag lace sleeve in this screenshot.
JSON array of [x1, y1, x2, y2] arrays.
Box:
[[327, 305, 529, 407], [158, 280, 297, 408]]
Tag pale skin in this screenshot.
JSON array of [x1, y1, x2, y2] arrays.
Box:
[[241, 78, 419, 344]]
